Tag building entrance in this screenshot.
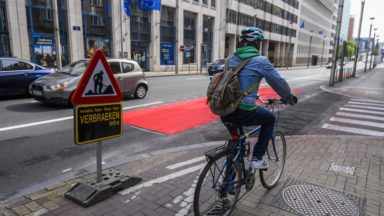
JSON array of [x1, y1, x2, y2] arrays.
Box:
[[131, 45, 148, 71]]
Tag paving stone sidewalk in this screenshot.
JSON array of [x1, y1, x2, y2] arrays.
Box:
[[1, 135, 383, 216]]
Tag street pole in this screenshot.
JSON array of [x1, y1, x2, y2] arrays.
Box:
[[321, 36, 326, 67], [369, 29, 377, 70], [286, 21, 293, 69], [329, 0, 344, 86], [119, 0, 124, 58], [364, 17, 374, 72], [52, 0, 62, 69], [338, 41, 347, 82], [352, 0, 365, 77], [175, 0, 179, 74], [307, 30, 313, 68]]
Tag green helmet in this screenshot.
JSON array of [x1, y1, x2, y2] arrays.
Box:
[[239, 27, 264, 42]]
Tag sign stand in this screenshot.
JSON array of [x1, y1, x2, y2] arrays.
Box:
[[64, 50, 142, 207]]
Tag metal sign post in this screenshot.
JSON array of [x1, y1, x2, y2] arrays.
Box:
[[96, 141, 102, 183]]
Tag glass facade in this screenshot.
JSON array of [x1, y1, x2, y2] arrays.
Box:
[[0, 0, 10, 57], [183, 11, 197, 64], [130, 2, 151, 71], [160, 6, 175, 65], [202, 15, 214, 64], [82, 0, 112, 58], [26, 0, 69, 67]]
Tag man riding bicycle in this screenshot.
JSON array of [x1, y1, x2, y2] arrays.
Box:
[[221, 27, 297, 170]]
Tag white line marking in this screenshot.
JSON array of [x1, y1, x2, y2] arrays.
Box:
[[351, 98, 384, 104], [336, 112, 384, 122], [129, 126, 165, 135], [62, 168, 72, 173], [330, 117, 384, 129], [186, 77, 206, 80], [166, 156, 206, 170], [322, 123, 384, 136], [345, 104, 384, 111], [0, 102, 163, 132], [348, 101, 384, 107], [341, 86, 384, 90], [122, 101, 163, 110], [29, 100, 38, 103], [119, 163, 206, 195], [0, 116, 73, 132], [340, 108, 384, 116]]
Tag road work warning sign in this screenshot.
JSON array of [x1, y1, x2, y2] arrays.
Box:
[[75, 103, 122, 144]]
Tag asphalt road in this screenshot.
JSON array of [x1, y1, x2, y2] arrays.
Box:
[[0, 62, 365, 201]]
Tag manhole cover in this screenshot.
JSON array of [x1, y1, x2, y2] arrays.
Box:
[[283, 185, 360, 216]]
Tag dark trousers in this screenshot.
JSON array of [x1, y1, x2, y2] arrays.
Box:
[[221, 107, 276, 160]]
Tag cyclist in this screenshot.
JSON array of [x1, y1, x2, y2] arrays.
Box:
[[221, 27, 297, 170]]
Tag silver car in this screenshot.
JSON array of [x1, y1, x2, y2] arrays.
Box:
[[30, 59, 148, 106]]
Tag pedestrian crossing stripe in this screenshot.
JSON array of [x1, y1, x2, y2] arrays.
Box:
[[345, 104, 384, 111], [339, 107, 384, 116], [348, 101, 384, 107], [322, 124, 384, 136], [351, 98, 384, 104], [336, 112, 384, 122], [330, 117, 384, 129]]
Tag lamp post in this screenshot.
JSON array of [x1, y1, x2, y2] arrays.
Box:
[[352, 0, 365, 77], [369, 28, 377, 70], [307, 30, 313, 68], [329, 0, 344, 86], [364, 17, 374, 72], [286, 21, 293, 69], [321, 35, 326, 67]]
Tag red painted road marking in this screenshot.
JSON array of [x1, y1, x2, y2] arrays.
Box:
[[123, 87, 301, 135]]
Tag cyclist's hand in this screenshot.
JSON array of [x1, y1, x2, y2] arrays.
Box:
[[291, 94, 298, 104], [281, 94, 298, 105]]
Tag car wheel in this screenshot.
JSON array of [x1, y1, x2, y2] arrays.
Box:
[[134, 85, 147, 99], [68, 91, 75, 107], [26, 82, 33, 96]]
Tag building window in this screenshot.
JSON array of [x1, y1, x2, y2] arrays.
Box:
[[202, 16, 214, 63], [202, 0, 207, 5], [193, 0, 199, 3], [0, 1, 10, 57], [211, 0, 216, 7], [160, 6, 175, 65], [183, 11, 197, 64], [90, 0, 103, 7]]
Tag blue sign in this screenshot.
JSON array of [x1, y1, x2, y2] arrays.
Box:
[[160, 43, 174, 65]]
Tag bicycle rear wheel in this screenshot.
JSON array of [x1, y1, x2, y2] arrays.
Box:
[[193, 153, 242, 216], [259, 131, 286, 189]]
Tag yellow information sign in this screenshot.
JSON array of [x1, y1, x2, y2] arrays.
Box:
[[74, 102, 122, 145]]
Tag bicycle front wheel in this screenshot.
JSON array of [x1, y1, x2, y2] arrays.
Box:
[[259, 131, 286, 189], [193, 153, 242, 216]]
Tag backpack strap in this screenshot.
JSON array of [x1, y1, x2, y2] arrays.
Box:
[[243, 79, 261, 96]]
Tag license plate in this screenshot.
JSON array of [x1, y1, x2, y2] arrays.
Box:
[[32, 90, 42, 96]]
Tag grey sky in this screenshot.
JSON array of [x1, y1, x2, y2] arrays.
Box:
[[351, 0, 383, 42]]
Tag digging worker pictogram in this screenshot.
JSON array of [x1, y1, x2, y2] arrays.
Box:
[[93, 71, 104, 94]]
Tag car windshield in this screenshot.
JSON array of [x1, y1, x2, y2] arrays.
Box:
[[213, 59, 224, 65], [58, 60, 89, 76]]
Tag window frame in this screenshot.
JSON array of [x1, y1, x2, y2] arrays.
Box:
[[0, 59, 34, 72]]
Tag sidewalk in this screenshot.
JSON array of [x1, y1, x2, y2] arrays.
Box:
[[1, 136, 383, 216], [1, 65, 383, 216]]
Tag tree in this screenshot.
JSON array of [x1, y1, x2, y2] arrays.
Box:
[[338, 40, 357, 59], [374, 43, 381, 55]]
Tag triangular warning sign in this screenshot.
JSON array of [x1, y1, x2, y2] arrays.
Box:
[[72, 50, 123, 105]]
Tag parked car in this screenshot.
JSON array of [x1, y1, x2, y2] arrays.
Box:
[[326, 61, 346, 69], [208, 59, 225, 75], [0, 57, 54, 97], [30, 59, 148, 106]]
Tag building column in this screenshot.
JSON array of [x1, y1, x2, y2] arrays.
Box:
[[150, 10, 161, 71], [111, 0, 130, 59], [262, 40, 269, 57], [66, 0, 84, 61], [197, 13, 203, 72], [6, 0, 30, 60], [176, 7, 183, 71]]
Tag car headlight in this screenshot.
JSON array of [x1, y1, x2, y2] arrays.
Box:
[[49, 83, 67, 91]]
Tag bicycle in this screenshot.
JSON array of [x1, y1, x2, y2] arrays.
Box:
[[193, 98, 287, 216]]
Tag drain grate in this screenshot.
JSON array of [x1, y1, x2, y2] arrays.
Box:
[[272, 179, 365, 216]]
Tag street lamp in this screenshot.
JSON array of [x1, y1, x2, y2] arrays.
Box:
[[352, 0, 365, 77], [364, 17, 375, 72], [369, 28, 378, 70], [307, 30, 313, 68], [321, 35, 326, 67]]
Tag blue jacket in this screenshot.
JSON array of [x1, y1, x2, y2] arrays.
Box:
[[228, 55, 293, 107]]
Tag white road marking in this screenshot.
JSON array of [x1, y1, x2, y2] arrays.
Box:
[[345, 104, 384, 111], [186, 77, 207, 80], [348, 101, 384, 107], [119, 163, 206, 195], [340, 107, 384, 116], [336, 112, 384, 122], [351, 98, 384, 104], [322, 123, 384, 136], [62, 168, 72, 173], [29, 100, 38, 103], [0, 102, 163, 132], [129, 126, 165, 135], [330, 117, 384, 129], [166, 156, 206, 170]]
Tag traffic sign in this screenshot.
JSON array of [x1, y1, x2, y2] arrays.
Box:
[[74, 102, 122, 145], [179, 45, 185, 52], [71, 50, 123, 105]]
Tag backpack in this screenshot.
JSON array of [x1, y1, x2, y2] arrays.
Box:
[[207, 56, 260, 116]]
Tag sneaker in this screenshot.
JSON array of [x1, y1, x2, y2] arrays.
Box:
[[250, 158, 268, 170]]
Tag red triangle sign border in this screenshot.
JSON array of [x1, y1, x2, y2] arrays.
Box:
[[71, 50, 123, 105]]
